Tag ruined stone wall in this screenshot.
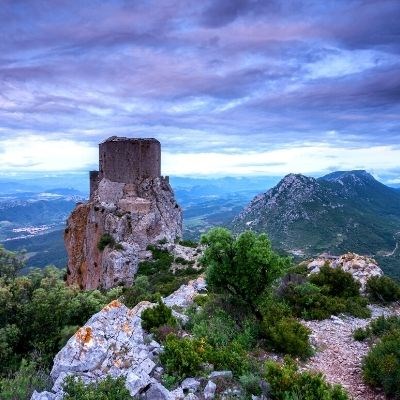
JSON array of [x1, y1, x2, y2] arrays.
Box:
[[99, 137, 161, 183], [89, 171, 99, 200]]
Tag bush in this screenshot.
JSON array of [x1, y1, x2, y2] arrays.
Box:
[[63, 375, 132, 400], [160, 334, 209, 378], [266, 318, 313, 359], [283, 278, 370, 321], [0, 360, 50, 400], [309, 265, 360, 298], [178, 239, 198, 248], [97, 233, 115, 251], [239, 373, 262, 396], [206, 342, 250, 376], [355, 315, 400, 342], [353, 327, 369, 341], [141, 300, 177, 332], [366, 275, 400, 303], [265, 357, 349, 400], [0, 266, 119, 374], [362, 330, 400, 397], [201, 228, 290, 319], [121, 276, 152, 308]]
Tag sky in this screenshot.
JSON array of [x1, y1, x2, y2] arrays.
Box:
[[0, 0, 399, 182]]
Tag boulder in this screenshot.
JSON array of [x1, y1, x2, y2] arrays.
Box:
[[204, 380, 217, 399]]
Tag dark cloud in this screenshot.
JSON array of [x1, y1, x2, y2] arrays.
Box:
[[0, 0, 399, 165]]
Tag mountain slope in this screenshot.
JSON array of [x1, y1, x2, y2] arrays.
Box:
[[232, 171, 400, 277]]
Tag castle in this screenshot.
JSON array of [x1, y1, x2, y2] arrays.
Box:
[[65, 136, 182, 290]]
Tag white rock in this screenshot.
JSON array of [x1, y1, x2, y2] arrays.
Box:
[[142, 382, 174, 399], [181, 377, 201, 392], [209, 370, 233, 379], [204, 380, 217, 399]]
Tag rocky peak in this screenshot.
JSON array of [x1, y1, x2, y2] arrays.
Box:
[[320, 170, 376, 186], [65, 137, 182, 290]]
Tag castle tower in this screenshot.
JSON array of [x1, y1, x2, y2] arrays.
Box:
[[90, 136, 161, 199]]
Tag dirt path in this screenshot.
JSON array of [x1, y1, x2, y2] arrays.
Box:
[[302, 304, 400, 400]]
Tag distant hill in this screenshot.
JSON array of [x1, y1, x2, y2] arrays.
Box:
[[232, 170, 400, 278]]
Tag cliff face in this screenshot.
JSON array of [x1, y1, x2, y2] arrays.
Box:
[[65, 176, 182, 289]]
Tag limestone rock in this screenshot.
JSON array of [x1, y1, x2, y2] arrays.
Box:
[[141, 382, 174, 399], [304, 252, 383, 291], [35, 300, 156, 398], [204, 380, 217, 399], [180, 377, 201, 393], [164, 276, 206, 308], [209, 370, 233, 380]]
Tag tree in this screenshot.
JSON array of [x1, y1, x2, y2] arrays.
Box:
[[0, 245, 24, 280], [200, 228, 289, 319]]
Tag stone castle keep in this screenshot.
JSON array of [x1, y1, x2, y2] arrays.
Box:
[[65, 136, 182, 290]]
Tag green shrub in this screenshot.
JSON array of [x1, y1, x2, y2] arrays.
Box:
[[358, 315, 400, 340], [239, 373, 262, 396], [141, 300, 177, 332], [265, 357, 349, 400], [0, 266, 116, 373], [283, 278, 370, 321], [97, 233, 115, 251], [121, 276, 153, 308], [63, 375, 132, 399], [353, 327, 369, 341], [193, 294, 208, 307], [160, 334, 208, 378], [309, 265, 360, 298], [178, 239, 198, 248], [0, 360, 50, 400], [266, 317, 313, 359], [362, 330, 400, 397], [206, 341, 250, 376], [366, 275, 400, 303], [191, 308, 238, 347]]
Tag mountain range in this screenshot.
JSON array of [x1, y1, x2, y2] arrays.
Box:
[[232, 170, 400, 278]]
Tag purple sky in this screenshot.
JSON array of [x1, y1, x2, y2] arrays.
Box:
[[0, 0, 400, 180]]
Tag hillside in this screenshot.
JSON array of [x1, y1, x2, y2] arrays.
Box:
[[232, 170, 400, 278]]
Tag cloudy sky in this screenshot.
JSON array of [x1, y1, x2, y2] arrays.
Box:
[[0, 0, 399, 181]]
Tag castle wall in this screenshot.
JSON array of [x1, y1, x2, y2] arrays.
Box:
[[89, 171, 99, 199], [99, 137, 161, 183]]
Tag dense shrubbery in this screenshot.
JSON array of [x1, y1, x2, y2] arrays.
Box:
[[354, 315, 400, 341], [265, 358, 349, 400], [0, 263, 121, 375], [126, 244, 203, 299], [354, 315, 400, 397], [160, 334, 208, 378], [0, 360, 50, 400], [141, 299, 177, 332], [366, 275, 400, 303], [62, 376, 132, 400], [362, 330, 400, 398], [281, 266, 370, 320]]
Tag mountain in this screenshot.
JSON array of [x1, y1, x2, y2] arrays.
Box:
[[232, 170, 400, 278]]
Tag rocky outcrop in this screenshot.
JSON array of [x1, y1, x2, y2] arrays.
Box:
[[65, 136, 182, 290], [32, 277, 206, 400], [303, 252, 383, 291]]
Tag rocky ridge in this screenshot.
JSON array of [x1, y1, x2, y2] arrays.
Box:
[[303, 252, 383, 291], [65, 176, 182, 290], [32, 276, 207, 400], [232, 170, 400, 277]]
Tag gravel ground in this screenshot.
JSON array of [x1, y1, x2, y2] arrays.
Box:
[[301, 304, 400, 400]]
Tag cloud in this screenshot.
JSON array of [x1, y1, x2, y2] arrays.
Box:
[[0, 0, 399, 176]]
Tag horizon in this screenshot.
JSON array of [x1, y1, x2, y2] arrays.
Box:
[[0, 1, 399, 182]]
